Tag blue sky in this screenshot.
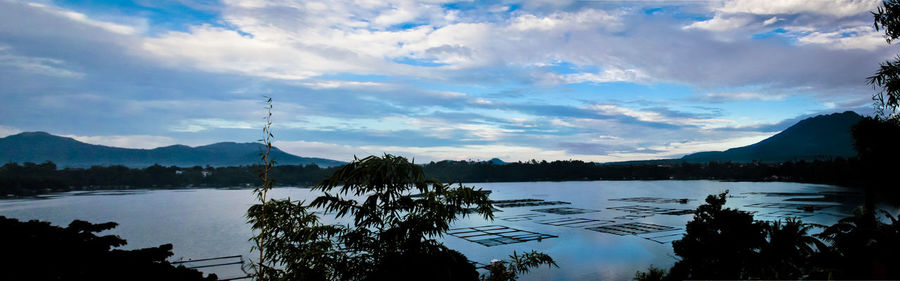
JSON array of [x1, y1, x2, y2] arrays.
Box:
[[0, 0, 893, 162]]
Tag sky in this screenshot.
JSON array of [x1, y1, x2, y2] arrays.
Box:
[[0, 0, 894, 163]]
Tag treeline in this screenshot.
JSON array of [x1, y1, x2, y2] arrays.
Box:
[[0, 162, 338, 196], [0, 158, 868, 196], [423, 158, 865, 186]]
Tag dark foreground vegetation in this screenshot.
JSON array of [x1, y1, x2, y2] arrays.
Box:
[[634, 191, 900, 280], [0, 216, 217, 281]]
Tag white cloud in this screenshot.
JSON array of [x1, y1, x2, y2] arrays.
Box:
[[585, 103, 730, 128], [134, 2, 629, 81], [717, 0, 880, 18], [545, 68, 650, 84], [684, 15, 754, 31], [276, 140, 571, 162], [26, 2, 140, 35], [0, 47, 84, 78], [276, 132, 774, 163], [170, 118, 256, 132], [299, 80, 386, 89], [509, 9, 621, 31], [604, 133, 773, 160], [0, 125, 21, 138], [703, 92, 787, 102], [793, 25, 885, 50], [64, 134, 178, 149]]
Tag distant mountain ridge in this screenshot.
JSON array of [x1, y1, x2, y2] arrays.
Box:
[[0, 132, 346, 168], [680, 111, 862, 163]]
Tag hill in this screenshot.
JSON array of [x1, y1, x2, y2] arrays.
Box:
[[0, 132, 346, 168], [680, 111, 862, 163]]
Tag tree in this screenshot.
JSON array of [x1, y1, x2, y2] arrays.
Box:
[[668, 191, 766, 280], [0, 216, 216, 281], [310, 154, 496, 281], [870, 0, 900, 118], [482, 251, 558, 281], [816, 209, 900, 279], [636, 191, 825, 281], [247, 154, 557, 281], [758, 218, 826, 279]]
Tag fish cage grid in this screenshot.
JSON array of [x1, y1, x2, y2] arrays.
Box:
[[491, 199, 572, 208], [613, 214, 654, 220], [531, 207, 601, 215], [586, 222, 679, 236], [606, 205, 693, 216], [497, 213, 546, 222], [609, 197, 693, 204], [641, 232, 684, 244], [743, 202, 833, 211], [536, 217, 615, 228], [447, 225, 557, 247]]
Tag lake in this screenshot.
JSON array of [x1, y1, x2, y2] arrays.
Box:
[[0, 180, 871, 280]]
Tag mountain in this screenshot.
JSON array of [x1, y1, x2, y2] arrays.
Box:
[[681, 111, 863, 163], [0, 132, 346, 168]]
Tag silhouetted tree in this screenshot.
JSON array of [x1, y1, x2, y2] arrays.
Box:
[[310, 154, 495, 281], [247, 154, 556, 281], [871, 0, 900, 118], [481, 251, 558, 281], [0, 216, 216, 281], [668, 191, 766, 280], [759, 218, 826, 279], [636, 192, 826, 281], [816, 209, 900, 279]]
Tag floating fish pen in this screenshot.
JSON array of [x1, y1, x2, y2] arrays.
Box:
[[447, 225, 558, 247], [743, 202, 833, 211], [613, 214, 654, 220], [497, 213, 546, 222], [172, 255, 250, 280], [606, 205, 693, 216], [531, 207, 601, 215], [641, 232, 684, 244], [586, 222, 679, 236], [741, 192, 821, 197], [755, 209, 816, 219], [491, 199, 572, 208], [462, 206, 503, 214], [609, 197, 693, 204], [536, 217, 614, 228]]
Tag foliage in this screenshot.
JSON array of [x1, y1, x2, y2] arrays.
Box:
[[247, 199, 346, 280], [481, 251, 558, 281], [309, 154, 496, 280], [245, 154, 556, 281], [758, 218, 826, 279], [816, 209, 900, 279], [249, 97, 277, 280], [636, 190, 900, 280], [632, 265, 668, 281], [869, 0, 900, 118], [0, 216, 216, 281], [669, 191, 766, 280]]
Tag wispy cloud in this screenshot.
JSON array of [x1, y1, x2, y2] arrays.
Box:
[[0, 0, 888, 162]]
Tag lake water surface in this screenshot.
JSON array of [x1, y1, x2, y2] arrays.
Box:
[[0, 181, 870, 280]]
